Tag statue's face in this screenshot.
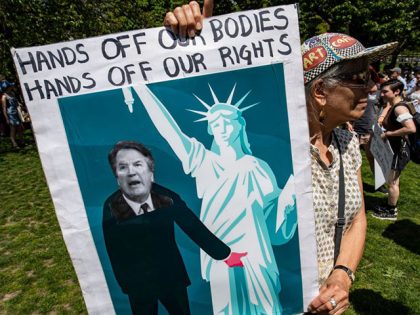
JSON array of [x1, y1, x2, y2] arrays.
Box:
[[209, 116, 241, 147]]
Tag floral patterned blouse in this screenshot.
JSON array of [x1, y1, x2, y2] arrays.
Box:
[[310, 128, 363, 285]]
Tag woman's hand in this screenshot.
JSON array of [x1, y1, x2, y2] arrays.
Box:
[[307, 270, 351, 314], [164, 0, 214, 38], [380, 131, 387, 140]]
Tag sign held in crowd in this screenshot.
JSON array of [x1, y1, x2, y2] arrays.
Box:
[[13, 5, 318, 314]]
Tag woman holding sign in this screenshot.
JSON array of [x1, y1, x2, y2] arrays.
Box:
[[165, 2, 398, 314], [300, 34, 396, 314]]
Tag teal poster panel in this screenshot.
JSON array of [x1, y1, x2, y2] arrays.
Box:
[[58, 63, 303, 314]]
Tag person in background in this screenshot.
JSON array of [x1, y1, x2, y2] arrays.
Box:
[[372, 79, 416, 220], [0, 96, 5, 138], [351, 67, 388, 194], [1, 80, 23, 149], [389, 67, 408, 92], [164, 1, 398, 314], [408, 79, 420, 103], [407, 67, 420, 100]]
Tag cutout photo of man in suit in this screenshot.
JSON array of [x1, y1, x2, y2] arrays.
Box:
[[103, 141, 246, 315]]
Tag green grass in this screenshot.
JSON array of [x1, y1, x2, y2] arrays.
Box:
[[0, 134, 419, 314], [0, 134, 87, 314], [346, 152, 420, 315]]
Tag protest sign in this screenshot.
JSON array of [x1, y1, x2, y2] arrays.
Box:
[[371, 123, 394, 188], [13, 5, 318, 314], [374, 160, 387, 190]]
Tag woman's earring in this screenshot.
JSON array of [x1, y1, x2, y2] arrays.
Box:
[[319, 108, 326, 123]]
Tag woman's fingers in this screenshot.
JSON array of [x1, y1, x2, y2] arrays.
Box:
[[202, 0, 214, 18], [164, 12, 179, 34], [181, 4, 197, 37], [173, 6, 188, 38], [163, 0, 214, 37], [311, 287, 349, 314], [190, 1, 203, 31]]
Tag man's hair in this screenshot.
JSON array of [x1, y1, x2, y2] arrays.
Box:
[[108, 141, 155, 176], [381, 79, 404, 96]]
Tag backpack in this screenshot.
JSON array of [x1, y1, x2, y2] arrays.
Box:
[[396, 101, 420, 164]]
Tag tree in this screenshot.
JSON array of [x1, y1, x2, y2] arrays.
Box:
[[1, 0, 419, 80], [297, 0, 419, 65], [0, 0, 171, 79]]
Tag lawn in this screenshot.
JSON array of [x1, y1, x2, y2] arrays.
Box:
[[0, 133, 419, 314]]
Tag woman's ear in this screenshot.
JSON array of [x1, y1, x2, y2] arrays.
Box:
[[311, 79, 327, 107]]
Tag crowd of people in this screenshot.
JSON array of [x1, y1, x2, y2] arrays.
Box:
[[350, 65, 419, 221]]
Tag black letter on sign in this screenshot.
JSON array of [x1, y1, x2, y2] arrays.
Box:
[[133, 32, 146, 54], [274, 8, 288, 30], [278, 34, 291, 55], [102, 35, 130, 60], [209, 19, 223, 42], [259, 10, 274, 31], [108, 66, 126, 86], [158, 29, 177, 50], [163, 57, 180, 78]]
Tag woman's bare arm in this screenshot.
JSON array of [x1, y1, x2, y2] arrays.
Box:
[[309, 168, 367, 314]]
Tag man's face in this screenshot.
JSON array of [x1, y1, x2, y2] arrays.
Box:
[[115, 149, 154, 203], [380, 86, 397, 103], [390, 71, 399, 79]]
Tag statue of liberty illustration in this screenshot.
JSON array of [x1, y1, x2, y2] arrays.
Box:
[[127, 83, 298, 315]]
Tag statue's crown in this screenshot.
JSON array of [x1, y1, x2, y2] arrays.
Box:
[[187, 84, 259, 122]]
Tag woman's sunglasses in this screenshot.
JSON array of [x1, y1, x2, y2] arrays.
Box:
[[332, 69, 372, 88]]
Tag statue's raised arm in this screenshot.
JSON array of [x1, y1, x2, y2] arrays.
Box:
[[132, 84, 192, 162]]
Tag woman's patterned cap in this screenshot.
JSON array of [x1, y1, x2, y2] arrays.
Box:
[[301, 33, 398, 84]]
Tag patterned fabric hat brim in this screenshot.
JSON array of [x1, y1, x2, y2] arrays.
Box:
[[301, 33, 398, 84], [349, 42, 399, 64]]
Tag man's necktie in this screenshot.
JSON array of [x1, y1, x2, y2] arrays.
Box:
[[141, 203, 149, 214]]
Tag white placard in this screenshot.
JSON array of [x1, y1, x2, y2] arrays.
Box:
[[370, 123, 394, 187], [13, 5, 318, 314]]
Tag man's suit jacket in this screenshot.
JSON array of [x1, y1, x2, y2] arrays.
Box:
[[102, 183, 230, 296]]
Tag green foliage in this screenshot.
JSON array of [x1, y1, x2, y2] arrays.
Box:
[[0, 0, 172, 79], [0, 1, 419, 80], [213, 0, 419, 64]]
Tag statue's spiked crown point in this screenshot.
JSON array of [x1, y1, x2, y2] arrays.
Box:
[[187, 84, 259, 122]]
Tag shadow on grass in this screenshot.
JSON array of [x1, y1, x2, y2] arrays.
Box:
[[0, 132, 35, 155], [363, 182, 376, 193], [363, 193, 388, 212], [382, 219, 420, 255], [351, 289, 410, 315]]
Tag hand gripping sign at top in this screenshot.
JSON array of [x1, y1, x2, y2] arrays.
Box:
[[12, 4, 318, 315]]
